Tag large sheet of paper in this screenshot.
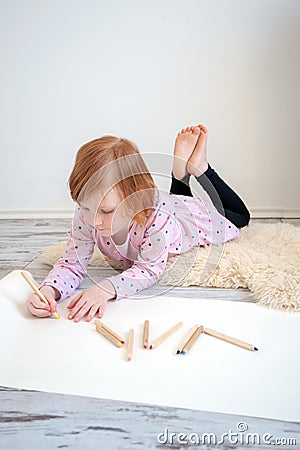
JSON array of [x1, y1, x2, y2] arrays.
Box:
[[1, 270, 299, 422]]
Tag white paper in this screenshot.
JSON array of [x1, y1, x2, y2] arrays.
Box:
[[0, 270, 299, 422]]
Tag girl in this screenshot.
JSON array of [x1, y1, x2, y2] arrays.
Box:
[[26, 124, 250, 321]]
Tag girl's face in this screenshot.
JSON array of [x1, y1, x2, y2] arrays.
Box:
[[79, 188, 132, 237]]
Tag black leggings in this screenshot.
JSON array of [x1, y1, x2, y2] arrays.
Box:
[[169, 164, 250, 229]]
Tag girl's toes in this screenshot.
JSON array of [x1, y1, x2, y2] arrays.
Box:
[[192, 126, 201, 136], [198, 124, 208, 134]]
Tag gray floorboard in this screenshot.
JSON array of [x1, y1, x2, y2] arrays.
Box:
[[0, 218, 299, 449]]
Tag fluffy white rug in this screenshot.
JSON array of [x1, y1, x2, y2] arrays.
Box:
[[38, 222, 300, 312]]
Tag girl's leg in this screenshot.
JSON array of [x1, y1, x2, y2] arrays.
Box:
[[169, 124, 250, 228], [169, 172, 193, 197], [170, 125, 201, 196], [195, 163, 250, 228], [188, 125, 250, 228], [169, 166, 250, 228]]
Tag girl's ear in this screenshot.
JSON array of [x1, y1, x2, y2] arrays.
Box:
[[121, 205, 135, 219], [120, 194, 137, 219]]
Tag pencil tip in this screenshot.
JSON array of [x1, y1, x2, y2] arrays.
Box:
[[176, 350, 180, 354], [149, 345, 153, 349], [254, 347, 258, 351], [181, 351, 186, 355], [128, 357, 131, 361]]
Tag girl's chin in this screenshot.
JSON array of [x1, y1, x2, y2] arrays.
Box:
[[94, 226, 124, 237], [95, 228, 112, 236]]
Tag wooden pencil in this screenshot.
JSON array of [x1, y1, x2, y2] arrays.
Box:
[[94, 319, 125, 344], [143, 320, 149, 348], [21, 271, 60, 320], [182, 325, 204, 354], [176, 325, 199, 354], [95, 321, 123, 347], [150, 322, 183, 350], [127, 329, 134, 361], [204, 327, 258, 352]]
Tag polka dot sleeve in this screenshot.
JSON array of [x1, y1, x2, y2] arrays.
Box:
[[106, 211, 175, 300], [39, 206, 95, 301]]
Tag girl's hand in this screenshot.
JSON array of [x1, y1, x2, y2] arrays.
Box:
[[67, 284, 111, 322], [26, 285, 59, 318]]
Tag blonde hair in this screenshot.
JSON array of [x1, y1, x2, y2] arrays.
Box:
[[68, 136, 157, 226]]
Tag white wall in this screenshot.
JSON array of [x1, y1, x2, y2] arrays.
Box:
[[1, 0, 299, 217]]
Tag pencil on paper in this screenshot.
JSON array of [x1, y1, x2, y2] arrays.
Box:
[[21, 271, 60, 320], [143, 320, 149, 348], [127, 329, 134, 361], [182, 325, 204, 354], [204, 327, 258, 352], [95, 321, 123, 347], [150, 322, 183, 350], [94, 319, 125, 344], [176, 325, 199, 354]]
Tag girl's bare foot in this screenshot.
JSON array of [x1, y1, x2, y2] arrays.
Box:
[[172, 126, 201, 180], [187, 124, 209, 177]]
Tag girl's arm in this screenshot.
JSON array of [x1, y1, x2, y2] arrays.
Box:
[[39, 206, 95, 301], [106, 212, 175, 300]]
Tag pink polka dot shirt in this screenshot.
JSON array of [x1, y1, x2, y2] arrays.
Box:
[[40, 190, 240, 301]]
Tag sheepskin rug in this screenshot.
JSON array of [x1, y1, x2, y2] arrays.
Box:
[[38, 222, 300, 312]]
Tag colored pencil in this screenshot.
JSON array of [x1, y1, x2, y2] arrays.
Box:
[[204, 327, 258, 352], [94, 319, 125, 344], [95, 321, 123, 347], [150, 322, 183, 350], [127, 329, 134, 361], [21, 271, 60, 319], [143, 320, 149, 348], [182, 325, 204, 354], [176, 325, 199, 354]]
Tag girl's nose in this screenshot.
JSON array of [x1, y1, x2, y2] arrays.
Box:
[[95, 216, 103, 227]]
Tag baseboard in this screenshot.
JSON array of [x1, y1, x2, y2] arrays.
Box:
[[0, 210, 74, 219], [250, 207, 300, 219], [0, 207, 299, 219]]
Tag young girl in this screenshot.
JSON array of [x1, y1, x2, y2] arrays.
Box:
[[26, 124, 250, 321]]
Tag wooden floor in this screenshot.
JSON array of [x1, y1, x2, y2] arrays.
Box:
[[0, 218, 299, 449]]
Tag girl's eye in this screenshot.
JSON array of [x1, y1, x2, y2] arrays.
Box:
[[82, 207, 90, 211], [103, 210, 114, 214]]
